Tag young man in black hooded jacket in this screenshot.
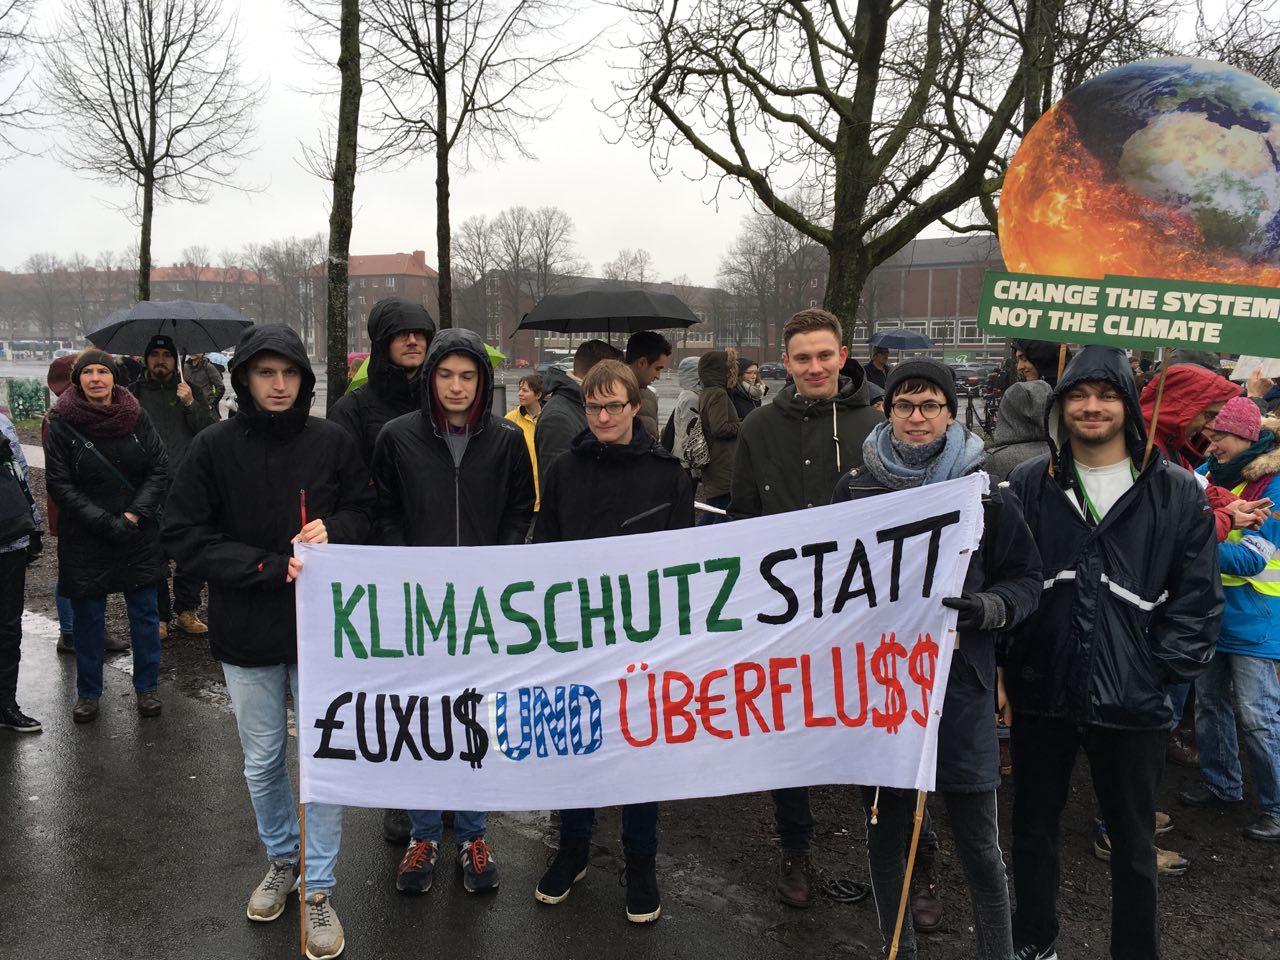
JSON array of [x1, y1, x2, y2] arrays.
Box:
[[532, 359, 693, 923], [371, 326, 534, 899], [327, 296, 435, 846], [164, 324, 374, 960], [1005, 345, 1222, 960], [328, 297, 435, 467]]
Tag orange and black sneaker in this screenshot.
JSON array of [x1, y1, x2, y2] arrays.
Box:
[[458, 837, 499, 893], [396, 839, 438, 894]]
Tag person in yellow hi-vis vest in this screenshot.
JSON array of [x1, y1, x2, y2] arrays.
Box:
[[1190, 395, 1280, 843], [505, 372, 543, 514]]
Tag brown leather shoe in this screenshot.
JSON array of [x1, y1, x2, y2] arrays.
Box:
[[176, 610, 208, 635], [137, 690, 162, 718], [910, 850, 944, 932], [158, 621, 168, 642], [72, 697, 99, 723], [776, 853, 814, 908], [1166, 731, 1200, 768]]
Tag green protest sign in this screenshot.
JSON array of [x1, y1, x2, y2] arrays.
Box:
[[978, 271, 1280, 354]]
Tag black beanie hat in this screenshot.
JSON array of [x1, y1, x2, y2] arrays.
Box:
[[144, 334, 178, 358], [72, 349, 119, 386], [883, 358, 959, 418]]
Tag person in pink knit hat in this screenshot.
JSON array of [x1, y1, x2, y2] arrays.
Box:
[[1187, 395, 1280, 841]]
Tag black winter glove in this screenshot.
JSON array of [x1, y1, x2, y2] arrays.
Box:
[[25, 531, 41, 565], [942, 592, 1007, 631]]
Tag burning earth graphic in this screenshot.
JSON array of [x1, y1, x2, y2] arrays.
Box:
[[999, 57, 1280, 286]]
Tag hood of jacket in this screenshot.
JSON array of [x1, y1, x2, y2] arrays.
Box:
[[698, 350, 733, 390], [1013, 339, 1073, 387], [1242, 418, 1280, 482], [367, 297, 434, 407], [992, 379, 1052, 446], [773, 361, 871, 420], [542, 364, 582, 404], [676, 356, 701, 392], [420, 327, 493, 434], [1141, 363, 1241, 466], [228, 325, 314, 429], [1046, 345, 1147, 472]]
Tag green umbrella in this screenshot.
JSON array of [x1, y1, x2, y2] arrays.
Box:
[[345, 343, 506, 394]]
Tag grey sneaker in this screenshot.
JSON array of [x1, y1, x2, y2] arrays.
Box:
[[304, 891, 345, 960], [246, 859, 299, 922]]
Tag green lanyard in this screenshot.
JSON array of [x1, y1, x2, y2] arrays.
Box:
[[1073, 461, 1137, 525]]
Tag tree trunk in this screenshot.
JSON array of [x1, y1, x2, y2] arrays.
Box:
[[434, 0, 453, 328], [138, 174, 154, 301], [823, 239, 870, 347], [325, 0, 362, 412]]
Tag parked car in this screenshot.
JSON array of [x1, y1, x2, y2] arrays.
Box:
[[535, 361, 572, 377], [514, 358, 531, 368], [949, 363, 986, 396], [758, 361, 787, 380]]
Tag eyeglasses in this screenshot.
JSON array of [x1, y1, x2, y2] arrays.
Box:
[[890, 400, 946, 420], [584, 401, 630, 418]]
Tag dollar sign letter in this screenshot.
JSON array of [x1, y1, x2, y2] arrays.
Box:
[[454, 688, 489, 769], [908, 632, 939, 728], [871, 632, 908, 734]]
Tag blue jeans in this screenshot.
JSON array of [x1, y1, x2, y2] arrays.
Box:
[[1194, 652, 1280, 816], [222, 663, 344, 892], [71, 586, 161, 699], [1167, 682, 1191, 726], [53, 578, 74, 635], [560, 803, 659, 856], [408, 809, 486, 845]]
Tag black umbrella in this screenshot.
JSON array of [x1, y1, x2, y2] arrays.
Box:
[[88, 300, 254, 356], [514, 288, 700, 339], [870, 327, 933, 350]]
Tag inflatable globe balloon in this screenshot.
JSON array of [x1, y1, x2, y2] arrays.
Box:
[[999, 57, 1280, 286]]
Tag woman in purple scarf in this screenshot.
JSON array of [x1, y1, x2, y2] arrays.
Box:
[[44, 349, 169, 724]]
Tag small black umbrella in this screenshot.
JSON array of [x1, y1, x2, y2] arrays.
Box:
[[870, 327, 933, 350], [88, 300, 254, 356], [514, 287, 700, 339]]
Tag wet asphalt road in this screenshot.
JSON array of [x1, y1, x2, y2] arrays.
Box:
[[0, 613, 794, 960]]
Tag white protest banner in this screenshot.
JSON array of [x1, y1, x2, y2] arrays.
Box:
[[296, 473, 986, 810]]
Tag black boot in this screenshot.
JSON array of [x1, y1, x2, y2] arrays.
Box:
[[623, 853, 661, 923], [534, 838, 589, 905]]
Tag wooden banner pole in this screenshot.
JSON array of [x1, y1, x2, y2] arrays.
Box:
[[888, 790, 929, 960], [1141, 348, 1169, 471], [1055, 342, 1069, 383]]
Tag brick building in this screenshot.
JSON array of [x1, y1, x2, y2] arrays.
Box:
[[312, 251, 440, 356]]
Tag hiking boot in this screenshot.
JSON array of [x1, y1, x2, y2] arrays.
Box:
[[458, 837, 499, 893], [0, 703, 41, 733], [176, 610, 208, 635], [534, 838, 590, 905], [303, 891, 344, 960], [157, 621, 168, 642], [1155, 811, 1173, 836], [909, 849, 943, 932], [1012, 944, 1058, 960], [776, 853, 815, 908], [1166, 731, 1200, 768], [56, 633, 75, 654], [136, 690, 162, 718], [1093, 823, 1189, 876], [622, 853, 661, 923], [1178, 783, 1241, 807], [105, 632, 130, 652], [1244, 813, 1280, 842], [396, 840, 438, 894], [246, 859, 299, 922], [72, 697, 99, 724], [382, 808, 411, 845]]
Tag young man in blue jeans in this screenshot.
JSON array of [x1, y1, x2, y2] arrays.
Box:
[[371, 327, 534, 897], [164, 326, 374, 960]]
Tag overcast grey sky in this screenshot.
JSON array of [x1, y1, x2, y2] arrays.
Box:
[[0, 1, 759, 286]]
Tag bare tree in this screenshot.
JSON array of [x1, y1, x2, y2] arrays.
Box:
[[0, 0, 34, 154], [528, 206, 586, 300], [179, 245, 212, 301], [20, 253, 68, 354], [360, 0, 594, 327], [41, 0, 262, 301], [492, 205, 536, 329], [613, 0, 1180, 338], [1195, 0, 1280, 88], [454, 214, 501, 338], [602, 248, 655, 283], [241, 242, 273, 322]]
